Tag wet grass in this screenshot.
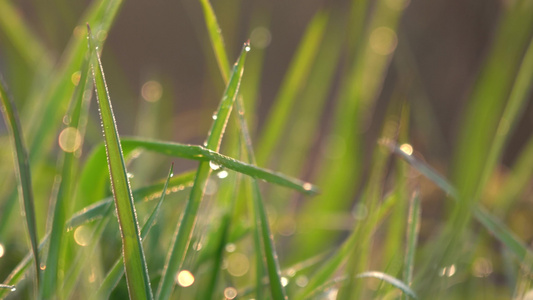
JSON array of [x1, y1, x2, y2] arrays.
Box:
[[0, 0, 533, 299]]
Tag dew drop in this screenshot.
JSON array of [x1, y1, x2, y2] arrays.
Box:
[[245, 45, 251, 52], [281, 277, 289, 287], [212, 113, 218, 120], [209, 161, 221, 171], [127, 172, 134, 179], [0, 243, 4, 258], [303, 182, 313, 191], [217, 170, 229, 179], [10, 287, 16, 292]]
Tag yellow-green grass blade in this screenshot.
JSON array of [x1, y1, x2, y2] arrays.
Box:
[[0, 0, 124, 258], [156, 42, 248, 300], [95, 164, 174, 299], [26, 0, 123, 165], [384, 142, 533, 272], [403, 190, 420, 299], [39, 45, 93, 300], [198, 3, 289, 297], [88, 25, 153, 300], [0, 76, 40, 291], [255, 11, 328, 166], [0, 0, 53, 70], [477, 36, 533, 207]]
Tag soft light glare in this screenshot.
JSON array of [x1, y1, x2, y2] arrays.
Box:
[[141, 80, 163, 102], [223, 287, 238, 299], [250, 27, 272, 49], [227, 253, 249, 277], [399, 143, 414, 156], [369, 27, 398, 55], [176, 270, 195, 287], [71, 71, 81, 86], [74, 226, 90, 246], [58, 127, 82, 153]]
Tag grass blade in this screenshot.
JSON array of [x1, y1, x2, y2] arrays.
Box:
[[403, 190, 420, 299], [383, 141, 533, 271], [155, 42, 248, 300], [119, 138, 318, 195], [88, 25, 153, 300], [95, 164, 174, 299], [0, 75, 40, 291], [40, 45, 93, 299], [255, 11, 328, 166], [198, 2, 289, 297]]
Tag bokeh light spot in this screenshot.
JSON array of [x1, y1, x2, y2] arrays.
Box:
[[399, 143, 413, 156], [176, 270, 195, 287], [369, 27, 398, 55], [223, 287, 238, 299], [227, 253, 249, 277], [59, 127, 82, 153], [251, 27, 272, 49], [141, 80, 163, 102], [74, 225, 90, 246]]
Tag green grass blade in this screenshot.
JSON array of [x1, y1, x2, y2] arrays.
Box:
[[0, 235, 49, 299], [199, 0, 231, 82], [198, 3, 289, 296], [0, 76, 40, 291], [384, 142, 533, 271], [26, 0, 123, 164], [119, 138, 318, 195], [40, 45, 93, 299], [0, 1, 53, 69], [155, 42, 248, 300], [95, 164, 174, 299], [255, 11, 328, 166], [88, 25, 153, 300], [403, 190, 420, 299], [477, 36, 533, 204], [356, 271, 418, 299]]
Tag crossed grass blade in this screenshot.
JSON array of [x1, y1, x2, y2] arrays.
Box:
[[88, 24, 153, 300]]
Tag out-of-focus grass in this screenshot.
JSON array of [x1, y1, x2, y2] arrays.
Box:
[[0, 0, 532, 299]]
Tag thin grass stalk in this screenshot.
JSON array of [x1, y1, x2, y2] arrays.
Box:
[[402, 190, 420, 300], [155, 42, 248, 300], [88, 25, 153, 300], [0, 75, 40, 293]]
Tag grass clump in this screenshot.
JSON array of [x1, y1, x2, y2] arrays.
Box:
[[0, 0, 533, 299]]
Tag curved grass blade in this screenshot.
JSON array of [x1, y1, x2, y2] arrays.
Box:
[[0, 76, 40, 291], [88, 25, 153, 300], [120, 138, 318, 195], [155, 42, 248, 300], [383, 141, 533, 271], [95, 164, 174, 299], [198, 3, 288, 297]]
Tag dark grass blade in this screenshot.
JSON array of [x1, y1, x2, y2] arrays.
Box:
[[94, 164, 174, 299], [0, 75, 40, 291], [88, 25, 153, 300], [155, 42, 248, 300]]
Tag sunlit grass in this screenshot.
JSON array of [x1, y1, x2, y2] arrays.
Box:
[[0, 0, 532, 299]]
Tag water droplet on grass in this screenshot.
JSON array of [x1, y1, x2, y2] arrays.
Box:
[[209, 161, 221, 170]]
